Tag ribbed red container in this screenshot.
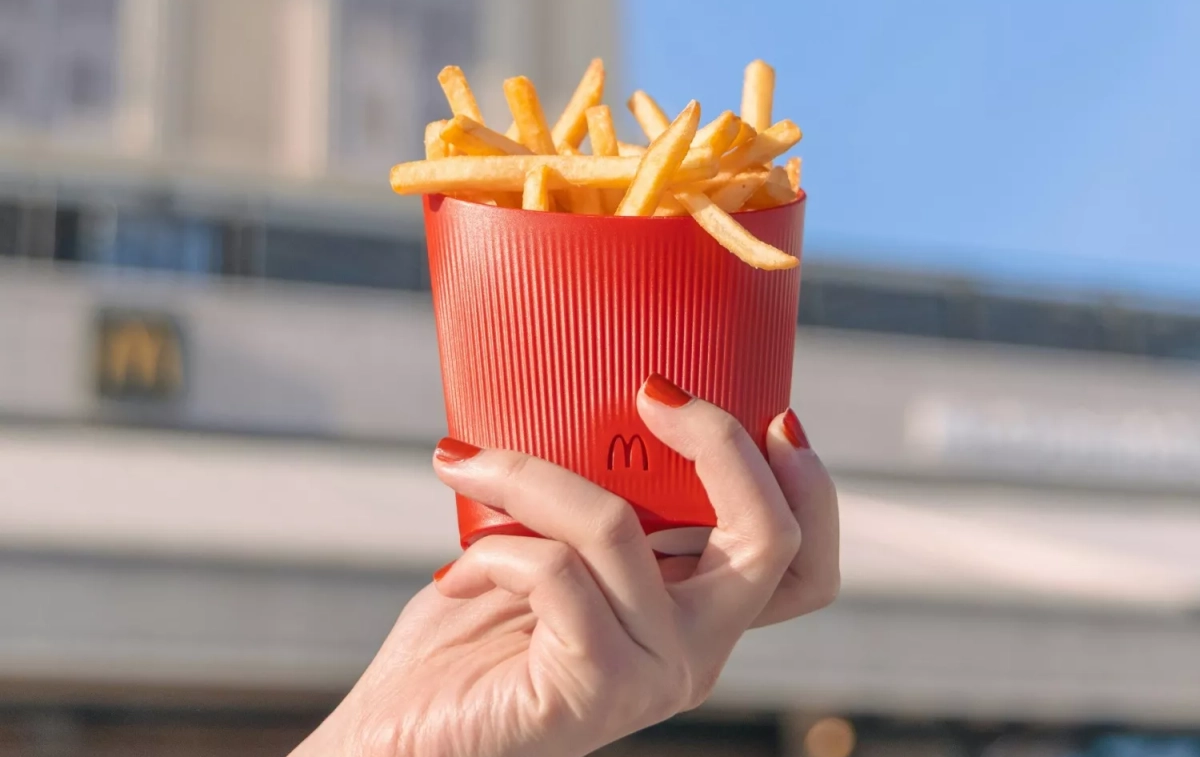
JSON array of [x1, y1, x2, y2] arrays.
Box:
[[424, 193, 805, 550]]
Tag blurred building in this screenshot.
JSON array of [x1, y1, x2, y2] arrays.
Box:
[[3, 2, 1200, 756]]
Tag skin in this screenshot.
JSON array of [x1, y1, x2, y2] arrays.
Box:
[[291, 379, 840, 757]]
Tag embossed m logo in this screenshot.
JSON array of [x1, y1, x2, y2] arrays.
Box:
[[607, 434, 649, 471]]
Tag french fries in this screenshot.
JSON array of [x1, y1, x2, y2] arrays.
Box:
[[391, 150, 716, 194], [627, 90, 671, 141], [740, 60, 775, 134], [692, 111, 741, 156], [440, 115, 532, 157], [586, 105, 625, 214], [785, 156, 802, 194], [523, 165, 552, 211], [552, 58, 606, 151], [744, 165, 797, 209], [709, 170, 769, 212], [617, 101, 701, 216], [720, 120, 803, 174], [504, 76, 556, 155], [424, 120, 450, 160], [674, 191, 797, 270], [391, 58, 805, 268], [437, 66, 484, 124]]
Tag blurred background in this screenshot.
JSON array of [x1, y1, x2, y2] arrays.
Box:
[[1, 0, 1199, 754]]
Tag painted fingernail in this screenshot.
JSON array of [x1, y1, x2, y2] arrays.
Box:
[[643, 373, 693, 408], [435, 437, 482, 464], [781, 409, 810, 449], [432, 560, 455, 582]]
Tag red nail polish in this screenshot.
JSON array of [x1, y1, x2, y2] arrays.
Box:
[[432, 561, 455, 582], [781, 409, 810, 449], [643, 373, 693, 408], [435, 437, 482, 464]]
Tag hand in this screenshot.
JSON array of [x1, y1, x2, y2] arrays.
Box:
[[292, 374, 839, 757]]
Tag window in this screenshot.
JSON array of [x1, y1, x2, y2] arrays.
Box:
[[0, 203, 18, 256], [79, 212, 220, 274], [263, 225, 426, 290], [805, 281, 950, 338]]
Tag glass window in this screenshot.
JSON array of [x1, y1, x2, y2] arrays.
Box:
[[978, 298, 1104, 352], [0, 202, 18, 256], [813, 282, 950, 338], [79, 211, 220, 274], [263, 225, 426, 290]]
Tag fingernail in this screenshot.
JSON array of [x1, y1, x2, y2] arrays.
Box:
[[435, 437, 482, 464], [433, 560, 455, 582], [781, 409, 810, 449], [643, 373, 693, 408]]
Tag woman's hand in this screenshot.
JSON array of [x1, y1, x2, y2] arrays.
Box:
[[292, 374, 839, 757]]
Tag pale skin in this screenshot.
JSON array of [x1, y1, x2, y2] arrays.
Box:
[[292, 375, 840, 757]]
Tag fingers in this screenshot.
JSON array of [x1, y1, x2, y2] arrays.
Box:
[[433, 442, 678, 655], [752, 410, 841, 627], [435, 535, 619, 653], [636, 374, 800, 645]]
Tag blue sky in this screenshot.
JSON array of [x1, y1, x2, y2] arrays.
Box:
[[627, 0, 1200, 303]]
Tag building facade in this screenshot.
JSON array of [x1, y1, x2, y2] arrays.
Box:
[[3, 2, 1200, 755]]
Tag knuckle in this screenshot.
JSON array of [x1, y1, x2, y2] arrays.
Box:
[[502, 452, 535, 482], [588, 495, 643, 549], [541, 541, 582, 581], [706, 411, 748, 450]]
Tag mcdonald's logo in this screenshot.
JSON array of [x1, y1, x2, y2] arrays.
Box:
[[95, 311, 185, 400], [607, 433, 649, 472]]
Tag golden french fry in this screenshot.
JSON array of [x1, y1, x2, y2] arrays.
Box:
[[616, 100, 702, 216], [728, 121, 757, 152], [586, 106, 619, 156], [785, 156, 802, 193], [617, 142, 646, 157], [440, 115, 532, 157], [556, 144, 606, 214], [744, 165, 797, 209], [424, 120, 450, 160], [691, 111, 740, 155], [503, 76, 557, 155], [390, 150, 716, 195], [720, 120, 802, 174], [627, 90, 671, 141], [675, 166, 770, 194], [437, 66, 484, 124], [585, 106, 623, 214], [552, 58, 605, 150], [740, 59, 775, 133], [522, 165, 552, 211], [674, 191, 797, 270], [653, 194, 688, 216], [708, 170, 769, 212]]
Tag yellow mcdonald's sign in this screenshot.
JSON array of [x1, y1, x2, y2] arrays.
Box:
[[607, 433, 649, 471], [95, 313, 184, 399]]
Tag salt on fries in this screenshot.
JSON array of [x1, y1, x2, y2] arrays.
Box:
[[391, 59, 804, 270]]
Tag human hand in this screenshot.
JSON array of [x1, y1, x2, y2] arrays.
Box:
[[292, 373, 839, 757]]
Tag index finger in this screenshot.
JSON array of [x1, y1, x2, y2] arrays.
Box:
[[635, 374, 801, 640]]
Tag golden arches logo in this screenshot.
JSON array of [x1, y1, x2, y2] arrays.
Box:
[[607, 434, 649, 471], [96, 314, 184, 399]]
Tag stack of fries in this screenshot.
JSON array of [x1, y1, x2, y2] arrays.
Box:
[[389, 59, 803, 270]]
